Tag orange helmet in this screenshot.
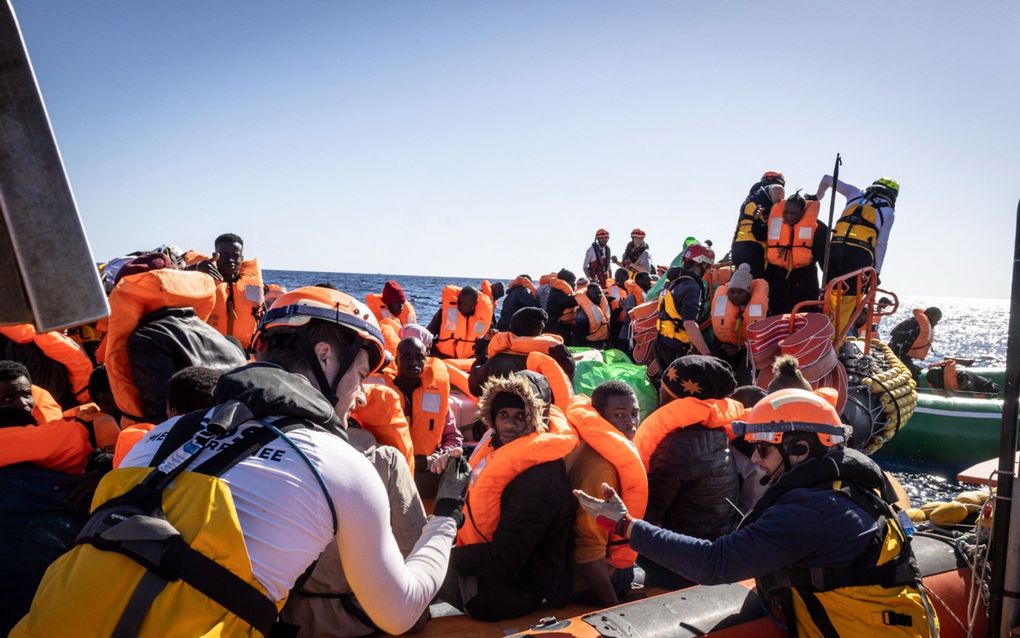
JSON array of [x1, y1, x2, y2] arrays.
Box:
[[732, 388, 847, 447], [761, 171, 785, 186], [259, 286, 388, 375], [630, 228, 646, 238], [595, 228, 609, 238]]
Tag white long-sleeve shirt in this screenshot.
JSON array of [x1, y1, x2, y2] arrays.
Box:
[[817, 175, 896, 273], [123, 417, 456, 635]]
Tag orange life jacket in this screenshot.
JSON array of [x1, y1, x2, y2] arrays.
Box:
[[435, 285, 494, 359], [906, 309, 933, 359], [487, 332, 564, 358], [633, 397, 747, 470], [480, 280, 494, 301], [538, 273, 556, 286], [379, 317, 401, 358], [106, 270, 217, 421], [605, 279, 628, 303], [766, 200, 820, 271], [351, 384, 415, 472], [207, 258, 263, 348], [365, 294, 418, 326], [703, 263, 734, 300], [181, 250, 210, 267], [0, 324, 94, 403], [623, 280, 645, 306], [628, 299, 660, 366], [31, 384, 64, 425], [378, 359, 451, 457], [566, 396, 648, 568], [264, 283, 287, 308], [710, 280, 769, 346], [574, 292, 611, 342], [112, 422, 157, 469], [928, 358, 959, 394], [0, 419, 91, 474], [549, 278, 578, 324], [458, 406, 577, 545], [63, 403, 122, 453], [508, 276, 537, 296], [526, 351, 574, 411], [443, 361, 476, 399]]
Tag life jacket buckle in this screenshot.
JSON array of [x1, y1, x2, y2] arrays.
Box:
[[882, 610, 913, 626]]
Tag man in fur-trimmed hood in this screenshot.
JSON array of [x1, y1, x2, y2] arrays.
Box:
[[476, 370, 552, 447]]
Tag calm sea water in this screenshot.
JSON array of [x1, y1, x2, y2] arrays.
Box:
[[266, 269, 1010, 504]]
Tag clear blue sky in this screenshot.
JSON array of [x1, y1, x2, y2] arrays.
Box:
[[13, 1, 1020, 298]]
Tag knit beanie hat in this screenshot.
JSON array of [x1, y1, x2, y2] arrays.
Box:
[[113, 252, 178, 285], [381, 280, 406, 305], [729, 263, 753, 292], [509, 307, 548, 337], [661, 355, 737, 401]]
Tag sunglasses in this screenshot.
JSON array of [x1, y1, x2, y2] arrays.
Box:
[[753, 443, 775, 457]]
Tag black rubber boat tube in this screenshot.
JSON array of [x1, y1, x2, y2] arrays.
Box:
[[987, 197, 1020, 637]]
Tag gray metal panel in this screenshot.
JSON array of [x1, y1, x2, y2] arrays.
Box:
[[0, 0, 109, 331]]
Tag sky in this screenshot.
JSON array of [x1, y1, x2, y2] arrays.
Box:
[[11, 1, 1020, 298]]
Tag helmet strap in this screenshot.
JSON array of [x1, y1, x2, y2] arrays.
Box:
[[777, 442, 794, 473], [299, 329, 346, 407]]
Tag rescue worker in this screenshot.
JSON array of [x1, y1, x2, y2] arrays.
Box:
[[573, 283, 611, 349], [709, 262, 768, 385], [583, 229, 613, 288], [190, 233, 265, 349], [496, 275, 541, 332], [13, 286, 470, 638], [427, 285, 494, 360], [654, 243, 714, 372], [575, 387, 939, 638], [614, 228, 654, 274], [391, 336, 463, 498], [544, 269, 579, 342], [365, 280, 417, 327], [732, 171, 786, 278], [440, 371, 577, 621], [566, 381, 647, 607], [632, 355, 745, 588], [764, 192, 829, 316], [889, 307, 942, 381], [817, 176, 899, 279]]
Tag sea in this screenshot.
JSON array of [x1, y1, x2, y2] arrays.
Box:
[[266, 269, 1011, 505]]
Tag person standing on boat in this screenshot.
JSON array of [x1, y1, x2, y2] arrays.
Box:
[[817, 176, 898, 280], [575, 387, 938, 638], [583, 229, 613, 288], [709, 263, 768, 385], [614, 228, 654, 274], [889, 307, 942, 381], [565, 381, 646, 607], [654, 243, 714, 372], [732, 171, 786, 279], [764, 192, 829, 316], [14, 287, 470, 638], [188, 233, 265, 350], [441, 371, 577, 621]]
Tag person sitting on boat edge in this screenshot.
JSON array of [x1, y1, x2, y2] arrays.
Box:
[[732, 171, 785, 279], [583, 228, 613, 288], [576, 387, 939, 638], [391, 336, 463, 499], [187, 233, 265, 349], [889, 306, 942, 382], [764, 191, 829, 316], [440, 371, 577, 621], [709, 262, 768, 386], [565, 381, 646, 607], [426, 285, 494, 360], [654, 242, 714, 373], [495, 275, 541, 332], [365, 279, 418, 327], [573, 283, 611, 349], [544, 269, 579, 343], [13, 286, 470, 638], [632, 355, 746, 589]]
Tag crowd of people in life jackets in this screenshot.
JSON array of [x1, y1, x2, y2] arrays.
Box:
[[0, 170, 943, 638]]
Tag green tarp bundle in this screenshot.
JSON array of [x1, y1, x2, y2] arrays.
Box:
[[570, 348, 659, 420]]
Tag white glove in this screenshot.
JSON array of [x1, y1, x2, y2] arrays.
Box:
[[573, 482, 635, 538]]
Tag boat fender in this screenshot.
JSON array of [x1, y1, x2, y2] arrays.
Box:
[[929, 501, 969, 525]]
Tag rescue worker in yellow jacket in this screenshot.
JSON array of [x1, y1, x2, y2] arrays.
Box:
[[709, 263, 768, 385], [764, 192, 829, 316], [731, 171, 786, 279], [576, 388, 939, 638], [654, 243, 714, 373]]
